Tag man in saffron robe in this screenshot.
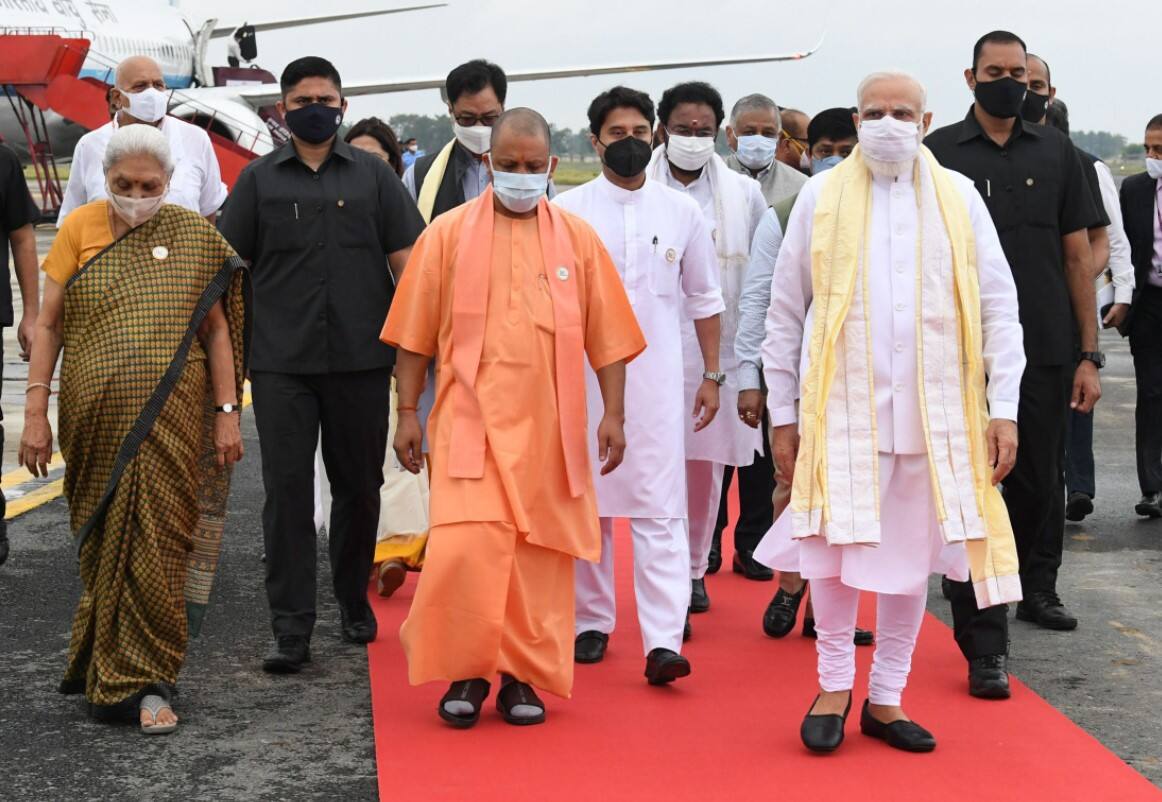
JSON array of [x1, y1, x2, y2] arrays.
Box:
[[381, 108, 646, 728]]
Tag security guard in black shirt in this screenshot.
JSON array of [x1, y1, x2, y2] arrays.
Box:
[[925, 31, 1104, 700]]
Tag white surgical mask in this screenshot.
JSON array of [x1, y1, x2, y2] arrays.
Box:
[[121, 86, 168, 124], [735, 134, 778, 171], [858, 117, 922, 176], [488, 157, 551, 214], [106, 184, 167, 228], [665, 132, 716, 171], [454, 122, 493, 155], [1147, 158, 1162, 181]]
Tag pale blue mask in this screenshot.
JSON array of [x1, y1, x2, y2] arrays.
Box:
[[735, 134, 778, 170], [811, 154, 844, 174], [488, 156, 552, 213]]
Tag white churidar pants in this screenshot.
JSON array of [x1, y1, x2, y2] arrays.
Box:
[[574, 517, 690, 655], [811, 576, 928, 706], [685, 459, 724, 579]]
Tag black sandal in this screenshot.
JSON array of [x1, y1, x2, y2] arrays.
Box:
[[496, 678, 546, 726], [438, 678, 491, 728]]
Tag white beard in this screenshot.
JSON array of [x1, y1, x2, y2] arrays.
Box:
[[864, 153, 915, 179]]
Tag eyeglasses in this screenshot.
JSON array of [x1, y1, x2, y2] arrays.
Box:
[[667, 124, 716, 138], [454, 112, 501, 127], [781, 129, 808, 154]]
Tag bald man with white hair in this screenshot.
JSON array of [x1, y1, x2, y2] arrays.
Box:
[[756, 71, 1026, 753], [58, 55, 226, 223]]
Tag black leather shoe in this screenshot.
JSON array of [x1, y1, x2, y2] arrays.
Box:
[[801, 617, 874, 646], [800, 692, 852, 753], [263, 636, 311, 674], [689, 578, 710, 613], [645, 648, 691, 685], [968, 654, 1010, 699], [0, 529, 9, 566], [762, 585, 805, 638], [683, 615, 692, 642], [574, 630, 609, 664], [858, 700, 936, 752], [340, 606, 378, 644], [1065, 492, 1094, 522], [732, 549, 774, 581], [1136, 492, 1162, 518], [707, 530, 722, 575], [1016, 590, 1078, 631]]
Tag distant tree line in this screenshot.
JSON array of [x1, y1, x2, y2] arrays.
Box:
[[1072, 130, 1145, 160]]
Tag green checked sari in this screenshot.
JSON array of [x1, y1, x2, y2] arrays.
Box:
[[55, 204, 250, 714]]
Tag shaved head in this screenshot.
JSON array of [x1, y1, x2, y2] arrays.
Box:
[[115, 56, 164, 90], [491, 107, 551, 150]]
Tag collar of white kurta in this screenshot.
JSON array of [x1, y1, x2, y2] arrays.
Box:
[[448, 186, 589, 498], [790, 146, 1018, 585]]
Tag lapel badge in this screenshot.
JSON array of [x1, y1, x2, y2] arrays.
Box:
[[152, 246, 169, 261], [557, 266, 570, 281], [665, 247, 677, 264], [1026, 178, 1034, 186]]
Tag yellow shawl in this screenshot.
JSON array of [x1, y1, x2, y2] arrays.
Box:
[[791, 145, 1021, 608]]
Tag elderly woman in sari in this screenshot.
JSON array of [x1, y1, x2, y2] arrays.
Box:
[[19, 124, 250, 735]]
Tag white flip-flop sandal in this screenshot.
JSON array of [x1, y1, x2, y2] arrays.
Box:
[[140, 694, 178, 735]]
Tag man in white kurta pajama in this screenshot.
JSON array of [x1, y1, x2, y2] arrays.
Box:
[[557, 87, 725, 682], [646, 82, 767, 622], [759, 73, 1025, 753]]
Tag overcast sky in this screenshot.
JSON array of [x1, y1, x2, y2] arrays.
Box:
[[188, 0, 1151, 142]]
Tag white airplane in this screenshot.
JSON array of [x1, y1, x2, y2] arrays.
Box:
[[1, 0, 824, 160]]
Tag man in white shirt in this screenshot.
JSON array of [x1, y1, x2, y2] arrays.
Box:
[[645, 81, 767, 630], [761, 72, 1024, 753], [556, 86, 725, 683], [58, 56, 226, 224]]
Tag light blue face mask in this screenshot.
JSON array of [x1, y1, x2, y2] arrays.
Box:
[[735, 134, 778, 170], [811, 154, 844, 174], [488, 156, 552, 213]]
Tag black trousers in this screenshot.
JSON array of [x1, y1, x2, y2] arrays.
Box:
[[1064, 408, 1095, 499], [251, 368, 391, 640], [1131, 287, 1162, 494], [950, 364, 1071, 660], [714, 410, 775, 555]]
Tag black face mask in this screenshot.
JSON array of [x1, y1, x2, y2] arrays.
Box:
[[285, 103, 343, 144], [600, 136, 653, 178], [1020, 91, 1050, 124], [973, 76, 1027, 120]]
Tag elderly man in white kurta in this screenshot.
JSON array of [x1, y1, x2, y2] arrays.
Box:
[[646, 82, 767, 623], [759, 72, 1025, 754], [556, 87, 725, 684]]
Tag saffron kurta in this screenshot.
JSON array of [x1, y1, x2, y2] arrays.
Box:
[[381, 194, 645, 696]]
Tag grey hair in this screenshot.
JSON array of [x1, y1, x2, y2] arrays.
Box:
[[856, 70, 927, 113], [729, 93, 780, 129], [102, 124, 174, 177]]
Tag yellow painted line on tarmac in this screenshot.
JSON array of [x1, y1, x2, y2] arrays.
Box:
[[3, 382, 252, 521]]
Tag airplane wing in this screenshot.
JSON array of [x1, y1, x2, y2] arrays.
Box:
[[210, 4, 448, 38], [235, 35, 825, 108]]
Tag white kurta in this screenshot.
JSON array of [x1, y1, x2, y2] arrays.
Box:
[[754, 164, 1026, 594], [554, 174, 724, 518], [654, 159, 767, 466]]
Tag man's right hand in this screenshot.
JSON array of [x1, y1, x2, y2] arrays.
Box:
[[394, 411, 424, 474], [737, 389, 763, 429], [772, 423, 800, 486]]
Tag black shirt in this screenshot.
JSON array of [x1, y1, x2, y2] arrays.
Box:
[[219, 137, 424, 374], [0, 144, 38, 327], [925, 108, 1102, 366]]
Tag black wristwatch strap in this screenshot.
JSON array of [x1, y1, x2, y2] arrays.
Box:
[[1078, 351, 1105, 370]]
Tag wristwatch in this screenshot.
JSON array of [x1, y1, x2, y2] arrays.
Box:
[[215, 403, 239, 414], [702, 371, 726, 386], [1078, 351, 1105, 370]]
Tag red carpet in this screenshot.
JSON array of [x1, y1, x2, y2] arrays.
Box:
[[368, 493, 1160, 802]]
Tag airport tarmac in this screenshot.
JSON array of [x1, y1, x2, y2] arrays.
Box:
[[0, 221, 1160, 799]]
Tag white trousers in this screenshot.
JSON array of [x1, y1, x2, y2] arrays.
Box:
[[575, 517, 690, 655], [811, 576, 928, 706], [685, 459, 724, 579]]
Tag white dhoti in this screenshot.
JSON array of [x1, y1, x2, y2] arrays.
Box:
[[685, 459, 725, 579], [575, 517, 690, 655]]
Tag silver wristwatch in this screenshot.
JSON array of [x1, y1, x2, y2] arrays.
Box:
[[702, 371, 726, 386]]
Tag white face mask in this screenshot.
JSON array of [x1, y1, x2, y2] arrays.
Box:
[[665, 132, 716, 171], [120, 86, 168, 124], [858, 117, 922, 176], [1147, 158, 1162, 181], [487, 156, 552, 214], [735, 134, 778, 171], [454, 122, 493, 155], [106, 184, 167, 227]]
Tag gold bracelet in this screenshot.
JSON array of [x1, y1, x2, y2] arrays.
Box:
[[25, 382, 52, 395]]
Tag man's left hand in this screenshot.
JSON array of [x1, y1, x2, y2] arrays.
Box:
[[1102, 303, 1129, 331], [597, 414, 626, 475], [693, 381, 721, 432], [1071, 360, 1102, 414], [737, 389, 763, 429], [16, 315, 35, 361], [986, 419, 1018, 486]]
